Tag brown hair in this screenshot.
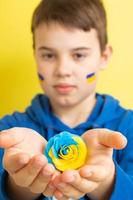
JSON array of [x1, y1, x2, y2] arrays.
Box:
[[31, 0, 108, 51]]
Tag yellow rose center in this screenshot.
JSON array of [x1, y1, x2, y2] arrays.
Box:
[[59, 145, 78, 160]]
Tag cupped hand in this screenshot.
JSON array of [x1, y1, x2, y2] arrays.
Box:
[[0, 127, 60, 196], [52, 129, 127, 200]]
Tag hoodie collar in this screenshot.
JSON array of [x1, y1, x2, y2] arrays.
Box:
[[26, 93, 122, 134]]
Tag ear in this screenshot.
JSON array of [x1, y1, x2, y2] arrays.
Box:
[[99, 44, 113, 70]]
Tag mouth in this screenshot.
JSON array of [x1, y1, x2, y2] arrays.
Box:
[[53, 84, 76, 94]]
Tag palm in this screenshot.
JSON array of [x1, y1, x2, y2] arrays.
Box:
[[1, 128, 47, 161], [82, 129, 127, 165], [11, 128, 47, 156], [78, 129, 127, 183]]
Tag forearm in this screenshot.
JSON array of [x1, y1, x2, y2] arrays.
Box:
[[6, 174, 41, 200]]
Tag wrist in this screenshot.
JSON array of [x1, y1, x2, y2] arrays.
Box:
[[88, 162, 116, 200], [6, 173, 41, 200]]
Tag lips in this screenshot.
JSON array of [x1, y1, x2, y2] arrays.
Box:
[[53, 84, 76, 94]]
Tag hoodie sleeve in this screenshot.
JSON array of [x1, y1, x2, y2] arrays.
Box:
[[110, 113, 133, 200], [0, 111, 40, 131], [110, 161, 133, 200], [0, 169, 11, 200]]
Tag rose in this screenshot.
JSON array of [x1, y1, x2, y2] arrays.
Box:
[[44, 131, 87, 171]]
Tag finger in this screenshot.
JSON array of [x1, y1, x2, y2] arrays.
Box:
[[79, 162, 115, 182], [3, 151, 30, 174], [12, 154, 47, 187], [53, 190, 64, 200], [55, 182, 84, 199], [0, 128, 26, 148], [42, 183, 55, 197], [56, 170, 98, 194], [43, 170, 60, 196], [53, 173, 87, 198], [82, 129, 127, 149], [29, 163, 55, 194], [54, 189, 71, 200]]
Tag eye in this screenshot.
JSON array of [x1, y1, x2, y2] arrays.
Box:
[[73, 53, 87, 61], [41, 53, 56, 61]]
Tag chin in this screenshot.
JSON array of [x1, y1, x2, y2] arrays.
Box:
[[54, 96, 78, 107]]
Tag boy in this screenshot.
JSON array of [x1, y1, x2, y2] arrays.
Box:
[[0, 0, 132, 199]]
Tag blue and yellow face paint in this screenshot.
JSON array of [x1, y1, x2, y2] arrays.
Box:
[[86, 72, 96, 83], [38, 73, 45, 81]]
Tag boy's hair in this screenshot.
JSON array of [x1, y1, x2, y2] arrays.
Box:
[[31, 0, 108, 51]]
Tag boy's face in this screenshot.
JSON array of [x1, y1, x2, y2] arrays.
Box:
[[34, 23, 111, 108]]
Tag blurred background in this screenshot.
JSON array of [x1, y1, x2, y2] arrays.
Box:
[[0, 0, 133, 117]]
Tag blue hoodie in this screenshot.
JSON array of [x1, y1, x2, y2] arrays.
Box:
[[0, 93, 133, 200]]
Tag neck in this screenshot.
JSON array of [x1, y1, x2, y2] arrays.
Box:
[[51, 92, 96, 128]]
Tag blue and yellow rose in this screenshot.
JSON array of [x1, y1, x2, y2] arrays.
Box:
[[44, 131, 88, 171]]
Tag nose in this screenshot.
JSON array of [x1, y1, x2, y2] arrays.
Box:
[[54, 56, 73, 77]]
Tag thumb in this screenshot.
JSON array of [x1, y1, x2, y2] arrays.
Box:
[[82, 128, 127, 150], [0, 128, 26, 149]]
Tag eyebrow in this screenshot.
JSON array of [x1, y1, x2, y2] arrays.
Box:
[[38, 46, 91, 51], [38, 46, 55, 51], [72, 47, 91, 51]]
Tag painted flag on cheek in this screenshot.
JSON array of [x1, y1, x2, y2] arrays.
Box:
[[86, 72, 96, 83], [38, 72, 45, 81]]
